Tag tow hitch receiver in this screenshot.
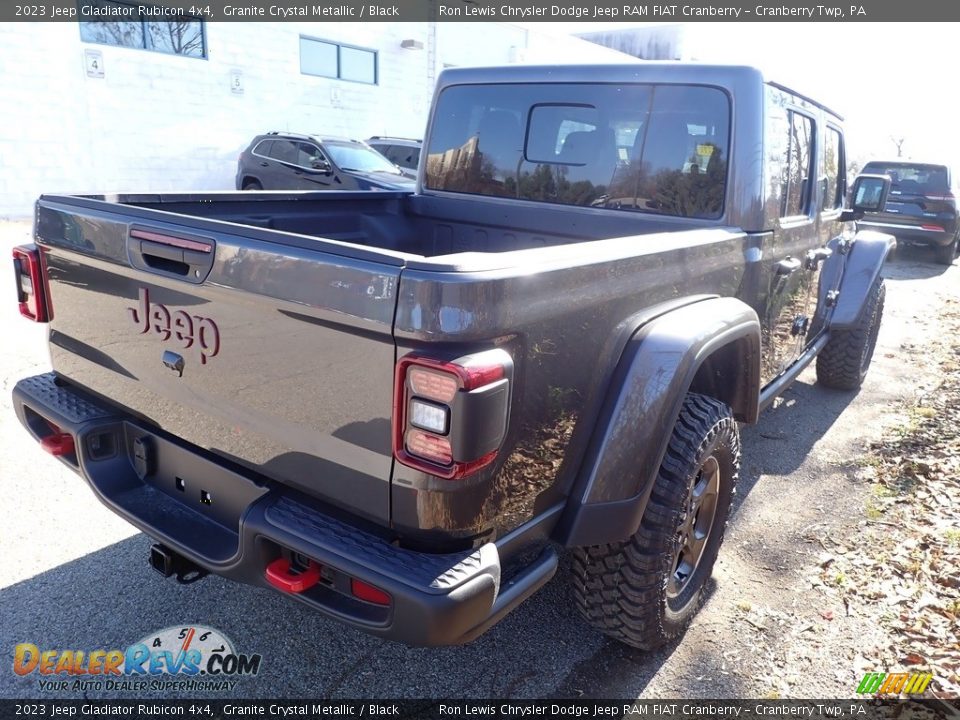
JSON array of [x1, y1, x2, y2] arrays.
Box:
[[149, 543, 207, 585], [265, 557, 322, 593]]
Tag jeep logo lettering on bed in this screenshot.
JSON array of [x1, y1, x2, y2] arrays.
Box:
[[128, 287, 221, 365]]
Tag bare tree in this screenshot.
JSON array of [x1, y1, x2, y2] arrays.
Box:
[[148, 21, 204, 56], [890, 136, 906, 158]]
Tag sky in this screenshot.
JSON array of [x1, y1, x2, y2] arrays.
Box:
[[521, 22, 959, 171]]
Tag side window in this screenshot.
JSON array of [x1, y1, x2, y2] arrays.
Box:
[[385, 147, 408, 166], [823, 127, 844, 211], [269, 140, 298, 165], [783, 112, 813, 217], [393, 147, 419, 169], [295, 142, 324, 168], [253, 140, 274, 157]]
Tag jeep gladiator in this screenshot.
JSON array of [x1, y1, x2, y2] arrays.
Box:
[[12, 64, 892, 648]]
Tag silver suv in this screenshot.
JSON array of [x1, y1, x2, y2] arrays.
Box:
[[366, 137, 422, 179]]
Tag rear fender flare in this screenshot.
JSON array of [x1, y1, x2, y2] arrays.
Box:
[[558, 297, 760, 548]]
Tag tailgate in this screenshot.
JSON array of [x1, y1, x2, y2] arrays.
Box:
[[863, 162, 955, 229], [35, 198, 402, 525], [881, 188, 950, 226]]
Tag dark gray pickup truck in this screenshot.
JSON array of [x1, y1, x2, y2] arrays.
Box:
[[13, 64, 893, 649]]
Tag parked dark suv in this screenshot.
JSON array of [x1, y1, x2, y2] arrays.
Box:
[[859, 160, 958, 264], [366, 136, 422, 179], [236, 132, 415, 192]]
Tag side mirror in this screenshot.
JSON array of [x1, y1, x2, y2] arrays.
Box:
[[310, 159, 332, 175], [840, 174, 891, 221]]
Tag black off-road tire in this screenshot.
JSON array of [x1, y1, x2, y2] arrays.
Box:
[[242, 180, 263, 191], [933, 234, 958, 266], [816, 279, 886, 390], [571, 393, 740, 650]]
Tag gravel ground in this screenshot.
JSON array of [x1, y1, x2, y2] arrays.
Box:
[[0, 218, 956, 700]]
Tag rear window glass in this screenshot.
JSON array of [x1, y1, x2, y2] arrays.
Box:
[[424, 83, 730, 219], [862, 162, 949, 193]]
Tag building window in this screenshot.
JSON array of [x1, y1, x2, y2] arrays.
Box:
[[300, 36, 377, 84], [78, 1, 205, 58]]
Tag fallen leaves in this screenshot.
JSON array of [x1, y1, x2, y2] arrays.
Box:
[[812, 325, 960, 697], [903, 652, 927, 666]]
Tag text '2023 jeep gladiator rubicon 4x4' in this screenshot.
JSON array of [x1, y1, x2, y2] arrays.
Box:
[[13, 64, 892, 648]]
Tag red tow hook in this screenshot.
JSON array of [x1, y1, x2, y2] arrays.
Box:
[[265, 557, 321, 593], [40, 425, 75, 457]]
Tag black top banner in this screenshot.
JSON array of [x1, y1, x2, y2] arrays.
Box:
[[6, 0, 960, 22], [1, 699, 958, 720]]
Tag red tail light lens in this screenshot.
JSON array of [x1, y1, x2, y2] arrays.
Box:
[[921, 225, 945, 232], [405, 429, 453, 464], [350, 578, 391, 606], [393, 350, 512, 480], [12, 244, 50, 322], [408, 367, 459, 403]]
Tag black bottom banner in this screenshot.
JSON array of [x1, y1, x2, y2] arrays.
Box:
[[0, 699, 957, 720]]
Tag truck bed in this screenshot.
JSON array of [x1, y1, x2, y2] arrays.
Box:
[[65, 190, 713, 259]]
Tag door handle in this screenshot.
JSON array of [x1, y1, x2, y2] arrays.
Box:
[[128, 228, 215, 284], [805, 247, 833, 270], [776, 257, 802, 275], [259, 162, 268, 167]]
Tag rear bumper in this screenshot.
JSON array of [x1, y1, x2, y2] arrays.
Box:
[[859, 219, 957, 247], [12, 372, 557, 646]]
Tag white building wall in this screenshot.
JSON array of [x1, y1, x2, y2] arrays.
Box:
[[575, 25, 690, 61], [0, 21, 631, 217], [437, 23, 637, 67]]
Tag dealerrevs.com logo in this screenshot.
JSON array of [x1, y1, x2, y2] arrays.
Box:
[[13, 625, 262, 693]]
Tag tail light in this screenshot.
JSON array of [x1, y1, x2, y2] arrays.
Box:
[[12, 244, 51, 322], [921, 225, 945, 232], [393, 349, 512, 480], [350, 578, 391, 606]]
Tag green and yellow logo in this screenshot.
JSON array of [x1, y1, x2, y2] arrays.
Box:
[[857, 672, 933, 695]]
